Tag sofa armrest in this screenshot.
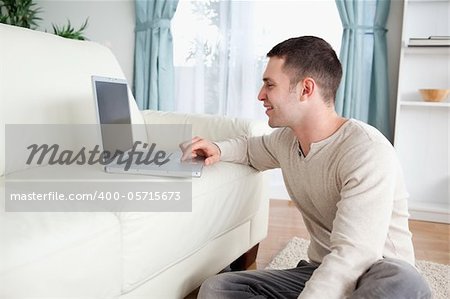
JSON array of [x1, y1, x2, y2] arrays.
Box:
[[141, 110, 272, 141]]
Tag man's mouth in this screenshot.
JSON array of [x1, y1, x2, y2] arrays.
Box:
[[264, 105, 273, 111]]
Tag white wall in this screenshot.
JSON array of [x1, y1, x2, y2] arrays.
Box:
[[35, 0, 135, 84]]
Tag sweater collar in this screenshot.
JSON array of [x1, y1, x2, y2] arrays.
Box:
[[297, 119, 352, 160]]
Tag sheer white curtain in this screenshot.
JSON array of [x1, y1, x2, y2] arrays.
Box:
[[172, 0, 262, 119]]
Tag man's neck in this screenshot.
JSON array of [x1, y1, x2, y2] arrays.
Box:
[[291, 111, 347, 157]]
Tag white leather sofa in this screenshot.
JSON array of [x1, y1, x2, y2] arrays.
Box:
[[0, 24, 270, 298]]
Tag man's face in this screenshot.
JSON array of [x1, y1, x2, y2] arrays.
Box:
[[258, 57, 302, 128]]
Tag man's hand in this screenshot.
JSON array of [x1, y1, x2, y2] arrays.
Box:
[[180, 136, 221, 166]]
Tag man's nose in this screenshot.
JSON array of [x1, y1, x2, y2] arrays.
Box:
[[257, 86, 266, 101]]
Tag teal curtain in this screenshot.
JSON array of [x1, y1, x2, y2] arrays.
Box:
[[335, 0, 391, 140], [134, 0, 179, 110]]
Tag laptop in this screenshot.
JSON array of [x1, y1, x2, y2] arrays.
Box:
[[91, 75, 204, 177]]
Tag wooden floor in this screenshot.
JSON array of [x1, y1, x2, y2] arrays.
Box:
[[186, 199, 449, 298], [255, 199, 450, 269]]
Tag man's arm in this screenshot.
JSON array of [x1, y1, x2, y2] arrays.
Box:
[[299, 142, 400, 299], [181, 129, 286, 170]]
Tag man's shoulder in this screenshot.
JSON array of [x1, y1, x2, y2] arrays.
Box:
[[343, 119, 392, 147], [337, 120, 397, 165]]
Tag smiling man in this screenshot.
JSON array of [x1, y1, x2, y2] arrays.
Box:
[[183, 36, 431, 299]]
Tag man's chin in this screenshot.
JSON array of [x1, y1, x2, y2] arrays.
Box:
[[268, 120, 282, 128]]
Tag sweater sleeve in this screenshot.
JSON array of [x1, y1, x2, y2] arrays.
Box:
[[214, 128, 286, 171], [298, 142, 399, 299]]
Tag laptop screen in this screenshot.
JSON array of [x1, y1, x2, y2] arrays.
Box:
[[93, 77, 133, 156]]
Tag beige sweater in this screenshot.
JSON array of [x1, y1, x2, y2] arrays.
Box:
[[216, 119, 415, 299]]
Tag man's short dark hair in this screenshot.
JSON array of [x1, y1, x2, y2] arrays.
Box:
[[267, 36, 342, 103]]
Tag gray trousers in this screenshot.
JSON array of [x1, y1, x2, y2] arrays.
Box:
[[198, 258, 431, 299]]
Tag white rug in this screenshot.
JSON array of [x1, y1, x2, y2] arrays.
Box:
[[266, 237, 449, 299]]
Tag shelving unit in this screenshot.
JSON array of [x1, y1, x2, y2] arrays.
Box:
[[394, 0, 449, 223]]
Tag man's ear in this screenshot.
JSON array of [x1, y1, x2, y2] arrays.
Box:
[[301, 77, 315, 98]]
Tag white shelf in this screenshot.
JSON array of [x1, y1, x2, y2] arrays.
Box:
[[400, 101, 450, 108], [404, 46, 450, 55]]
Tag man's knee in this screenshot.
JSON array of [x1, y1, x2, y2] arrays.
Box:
[[352, 258, 431, 299], [381, 258, 431, 298], [197, 274, 225, 299], [197, 272, 247, 299]]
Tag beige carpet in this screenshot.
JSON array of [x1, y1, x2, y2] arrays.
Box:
[[266, 237, 449, 299]]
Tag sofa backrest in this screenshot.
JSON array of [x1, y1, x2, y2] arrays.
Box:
[[0, 24, 144, 176]]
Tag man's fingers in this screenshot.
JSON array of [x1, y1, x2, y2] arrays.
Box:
[[180, 137, 202, 161], [180, 147, 194, 161], [179, 137, 220, 166], [179, 136, 202, 151], [180, 140, 207, 161]]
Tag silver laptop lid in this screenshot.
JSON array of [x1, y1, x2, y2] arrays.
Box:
[[91, 76, 133, 158]]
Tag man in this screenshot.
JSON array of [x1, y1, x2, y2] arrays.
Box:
[[182, 36, 431, 298]]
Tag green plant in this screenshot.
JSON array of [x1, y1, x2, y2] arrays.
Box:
[[52, 18, 88, 40], [0, 0, 42, 29]]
